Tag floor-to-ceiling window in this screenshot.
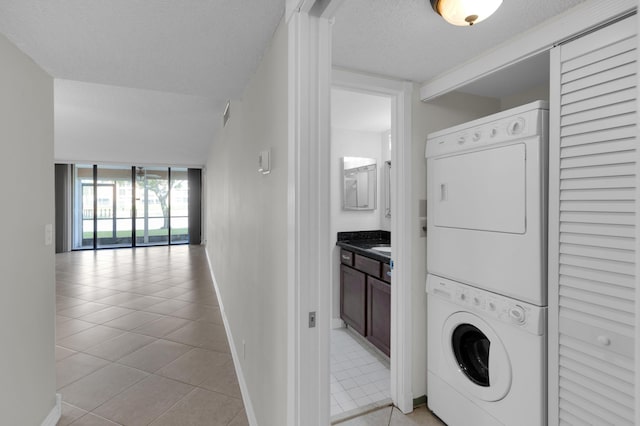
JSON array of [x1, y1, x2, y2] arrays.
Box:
[[71, 164, 196, 250]]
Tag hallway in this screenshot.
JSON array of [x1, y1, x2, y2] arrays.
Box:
[[55, 245, 249, 426]]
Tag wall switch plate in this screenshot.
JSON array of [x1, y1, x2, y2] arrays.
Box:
[[419, 219, 427, 238], [258, 149, 271, 174]]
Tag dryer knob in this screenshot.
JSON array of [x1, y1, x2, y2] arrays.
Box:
[[508, 118, 525, 135], [509, 306, 526, 324]]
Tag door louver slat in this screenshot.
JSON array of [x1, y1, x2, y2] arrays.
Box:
[[561, 87, 636, 116], [561, 74, 636, 105], [561, 139, 636, 158], [561, 36, 635, 72]]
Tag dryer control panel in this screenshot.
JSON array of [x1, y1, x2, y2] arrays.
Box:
[[425, 101, 548, 158], [426, 274, 546, 336]]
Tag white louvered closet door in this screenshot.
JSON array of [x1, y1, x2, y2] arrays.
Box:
[[548, 15, 637, 426]]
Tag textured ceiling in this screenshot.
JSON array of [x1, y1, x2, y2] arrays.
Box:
[[0, 0, 285, 102], [332, 0, 585, 84]]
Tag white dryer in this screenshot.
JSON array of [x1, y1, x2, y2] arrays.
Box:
[[425, 101, 548, 306], [427, 275, 547, 426]]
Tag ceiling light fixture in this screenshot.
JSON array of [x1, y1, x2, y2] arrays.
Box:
[[430, 0, 503, 26]]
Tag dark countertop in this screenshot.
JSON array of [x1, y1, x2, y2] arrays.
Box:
[[336, 230, 391, 263]]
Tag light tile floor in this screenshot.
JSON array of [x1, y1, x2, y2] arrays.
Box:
[[55, 246, 248, 426], [334, 405, 445, 426], [330, 328, 391, 420]]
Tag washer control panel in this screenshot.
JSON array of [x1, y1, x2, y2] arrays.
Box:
[[427, 274, 546, 336], [425, 101, 548, 159]]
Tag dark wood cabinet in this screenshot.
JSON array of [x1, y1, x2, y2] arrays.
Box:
[[340, 264, 366, 336], [339, 248, 391, 356], [367, 276, 391, 357]]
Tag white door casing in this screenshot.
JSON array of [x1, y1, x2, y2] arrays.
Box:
[[287, 6, 332, 426]]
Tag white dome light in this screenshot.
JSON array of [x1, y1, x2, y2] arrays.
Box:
[[431, 0, 503, 26]]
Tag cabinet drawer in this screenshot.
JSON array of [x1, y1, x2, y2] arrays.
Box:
[[354, 254, 381, 277], [381, 263, 392, 283], [340, 249, 354, 266]]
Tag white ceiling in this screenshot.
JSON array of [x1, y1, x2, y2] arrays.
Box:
[[0, 0, 590, 164], [332, 89, 391, 132], [0, 0, 284, 101], [332, 0, 585, 84]]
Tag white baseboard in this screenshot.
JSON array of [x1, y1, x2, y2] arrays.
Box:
[[41, 393, 61, 426], [331, 318, 345, 329], [205, 250, 258, 426]]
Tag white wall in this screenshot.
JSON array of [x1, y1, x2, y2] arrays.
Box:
[[329, 127, 388, 324], [411, 89, 500, 399], [205, 19, 288, 426], [0, 34, 57, 425], [500, 83, 549, 111], [55, 79, 218, 167]]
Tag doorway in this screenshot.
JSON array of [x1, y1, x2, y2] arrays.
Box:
[[329, 69, 414, 418], [329, 87, 393, 420]]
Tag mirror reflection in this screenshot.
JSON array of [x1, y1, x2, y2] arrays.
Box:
[[343, 157, 377, 210]]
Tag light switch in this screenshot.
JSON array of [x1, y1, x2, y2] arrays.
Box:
[[45, 224, 53, 246]]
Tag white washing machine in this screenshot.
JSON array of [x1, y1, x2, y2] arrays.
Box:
[[425, 101, 548, 306], [427, 275, 547, 426]]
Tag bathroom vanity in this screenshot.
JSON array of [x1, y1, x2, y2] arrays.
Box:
[[336, 231, 391, 357]]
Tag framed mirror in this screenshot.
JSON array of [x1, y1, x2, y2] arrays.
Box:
[[343, 157, 377, 210]]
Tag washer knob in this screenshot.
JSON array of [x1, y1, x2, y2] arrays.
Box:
[[509, 305, 526, 324], [488, 301, 496, 311], [489, 128, 498, 137], [472, 131, 482, 142]]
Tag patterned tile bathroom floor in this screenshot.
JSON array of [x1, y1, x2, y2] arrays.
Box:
[[330, 327, 391, 420]]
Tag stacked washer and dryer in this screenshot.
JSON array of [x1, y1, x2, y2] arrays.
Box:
[[425, 101, 549, 426]]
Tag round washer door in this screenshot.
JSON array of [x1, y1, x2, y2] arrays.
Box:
[[442, 311, 512, 402]]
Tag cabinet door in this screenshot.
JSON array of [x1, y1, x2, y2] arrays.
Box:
[[549, 16, 637, 426], [367, 276, 390, 357], [340, 264, 366, 336]]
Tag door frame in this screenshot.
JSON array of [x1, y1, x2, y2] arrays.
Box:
[[286, 3, 413, 424], [332, 69, 414, 414]]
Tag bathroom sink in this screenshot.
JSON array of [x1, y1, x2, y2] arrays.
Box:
[[372, 246, 392, 253]]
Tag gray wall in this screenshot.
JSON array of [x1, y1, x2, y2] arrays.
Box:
[[0, 33, 57, 424], [205, 19, 288, 425]]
